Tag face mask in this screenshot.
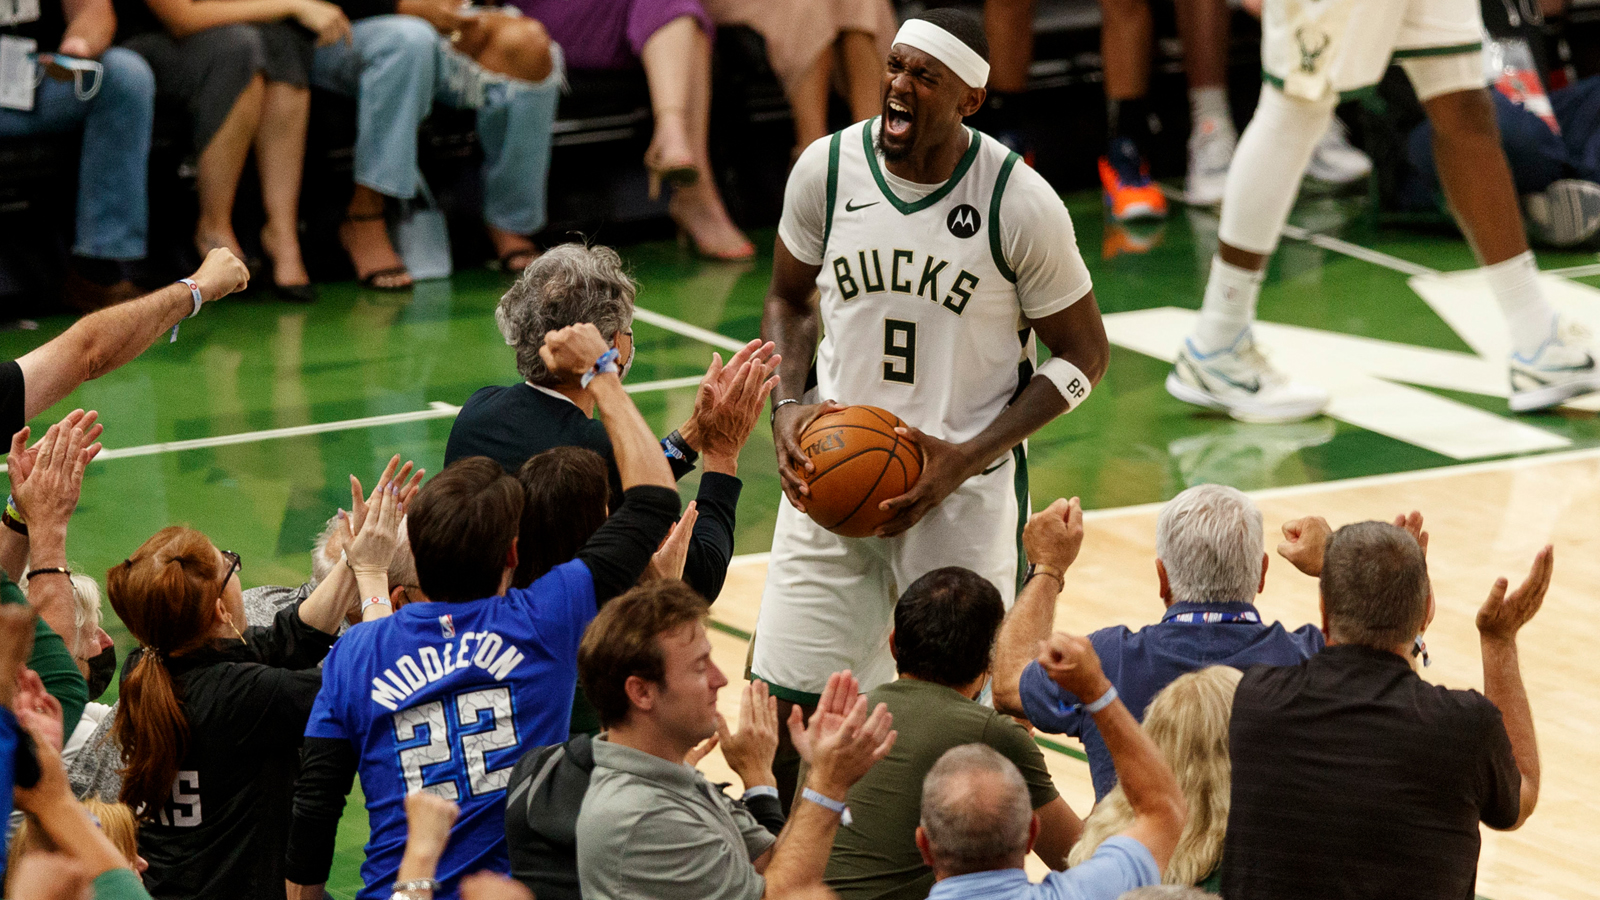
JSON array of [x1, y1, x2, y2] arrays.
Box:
[[86, 643, 117, 700], [36, 53, 102, 101]]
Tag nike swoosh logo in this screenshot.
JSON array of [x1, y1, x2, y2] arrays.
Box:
[[845, 200, 879, 212]]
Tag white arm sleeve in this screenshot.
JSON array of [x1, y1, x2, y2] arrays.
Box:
[[999, 163, 1094, 320], [776, 135, 834, 266]]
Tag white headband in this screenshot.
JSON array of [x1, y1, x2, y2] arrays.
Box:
[[892, 19, 990, 89]]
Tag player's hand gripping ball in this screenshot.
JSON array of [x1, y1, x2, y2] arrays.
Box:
[[797, 406, 923, 538]]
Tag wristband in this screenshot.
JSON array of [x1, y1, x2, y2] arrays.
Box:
[[25, 566, 71, 581], [391, 879, 440, 899], [770, 398, 799, 423], [363, 596, 392, 613], [801, 787, 852, 826], [741, 785, 779, 801], [661, 429, 700, 466], [581, 347, 621, 388], [1036, 357, 1092, 411], [3, 495, 26, 536], [1025, 562, 1063, 588], [170, 278, 204, 344], [1083, 684, 1119, 715]]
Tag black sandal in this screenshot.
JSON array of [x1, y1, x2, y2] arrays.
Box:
[[340, 213, 413, 292]]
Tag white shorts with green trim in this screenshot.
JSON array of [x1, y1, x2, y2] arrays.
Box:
[[1262, 0, 1486, 102], [749, 447, 1026, 704]]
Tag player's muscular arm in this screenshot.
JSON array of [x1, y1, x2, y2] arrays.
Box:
[[763, 237, 831, 511], [875, 294, 1109, 537]]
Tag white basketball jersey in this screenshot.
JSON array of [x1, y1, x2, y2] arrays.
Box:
[[811, 118, 1031, 445]]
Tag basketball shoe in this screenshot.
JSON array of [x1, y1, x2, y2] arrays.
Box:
[[1100, 137, 1168, 222], [1509, 318, 1600, 411], [1166, 331, 1329, 423], [1184, 116, 1236, 206], [1305, 118, 1372, 185]]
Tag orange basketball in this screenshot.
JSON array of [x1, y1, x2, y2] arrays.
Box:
[[797, 406, 924, 538]]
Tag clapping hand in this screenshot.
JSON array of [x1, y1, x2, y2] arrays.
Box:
[[787, 670, 896, 797], [1477, 545, 1552, 645], [1277, 515, 1333, 577], [347, 455, 425, 537], [1392, 510, 1428, 557], [13, 668, 64, 752], [11, 410, 104, 537], [716, 681, 779, 790], [643, 502, 698, 583], [683, 340, 782, 473]]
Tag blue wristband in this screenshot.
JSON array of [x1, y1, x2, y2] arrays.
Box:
[[581, 347, 621, 388], [802, 787, 852, 826]]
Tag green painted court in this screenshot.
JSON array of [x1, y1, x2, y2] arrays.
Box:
[[8, 189, 1598, 897]]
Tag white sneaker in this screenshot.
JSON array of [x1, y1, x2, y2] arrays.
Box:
[[1185, 116, 1236, 205], [1523, 179, 1600, 248], [1166, 332, 1329, 423], [1509, 319, 1600, 411], [1305, 118, 1372, 185]]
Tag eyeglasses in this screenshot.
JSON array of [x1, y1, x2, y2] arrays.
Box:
[[220, 550, 241, 590]]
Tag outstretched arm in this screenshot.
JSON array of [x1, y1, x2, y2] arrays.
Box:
[[17, 250, 248, 421], [1477, 545, 1549, 830]]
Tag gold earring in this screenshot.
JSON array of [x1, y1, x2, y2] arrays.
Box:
[[225, 610, 245, 644]]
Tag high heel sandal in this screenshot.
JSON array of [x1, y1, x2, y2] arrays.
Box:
[[676, 226, 756, 262], [645, 148, 699, 202], [339, 212, 412, 291], [260, 226, 316, 303]]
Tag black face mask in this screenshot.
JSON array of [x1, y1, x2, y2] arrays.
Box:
[[86, 644, 117, 701]]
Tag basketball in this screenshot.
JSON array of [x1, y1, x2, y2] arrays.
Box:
[[797, 406, 924, 538]]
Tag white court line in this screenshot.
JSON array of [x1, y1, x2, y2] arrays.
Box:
[[0, 373, 709, 473], [723, 445, 1600, 566], [1279, 223, 1439, 277], [631, 307, 750, 353], [1542, 261, 1600, 279]]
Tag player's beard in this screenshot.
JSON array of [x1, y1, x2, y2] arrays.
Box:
[[876, 127, 914, 162]]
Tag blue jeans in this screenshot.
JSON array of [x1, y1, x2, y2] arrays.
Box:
[[0, 47, 154, 259], [312, 15, 560, 235]]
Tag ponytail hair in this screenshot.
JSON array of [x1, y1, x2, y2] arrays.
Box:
[[108, 526, 223, 821]]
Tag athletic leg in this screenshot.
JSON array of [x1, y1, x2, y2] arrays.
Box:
[[1167, 84, 1334, 422], [1098, 0, 1166, 221], [1175, 0, 1236, 204]]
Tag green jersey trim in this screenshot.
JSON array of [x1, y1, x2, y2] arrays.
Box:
[[989, 151, 1022, 284], [1391, 41, 1483, 59], [822, 129, 843, 258], [1012, 442, 1029, 594], [861, 118, 984, 215]]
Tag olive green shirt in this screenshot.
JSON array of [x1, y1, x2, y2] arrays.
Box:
[[824, 679, 1060, 900], [1, 572, 87, 736]]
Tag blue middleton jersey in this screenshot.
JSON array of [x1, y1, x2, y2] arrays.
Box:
[[306, 560, 597, 900]]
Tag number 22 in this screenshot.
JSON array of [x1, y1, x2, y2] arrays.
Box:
[[393, 686, 518, 799]]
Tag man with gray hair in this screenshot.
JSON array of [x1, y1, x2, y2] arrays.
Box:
[[917, 627, 1185, 898], [445, 242, 779, 605], [992, 483, 1323, 800]]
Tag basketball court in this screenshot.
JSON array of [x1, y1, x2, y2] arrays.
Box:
[[5, 191, 1598, 898]]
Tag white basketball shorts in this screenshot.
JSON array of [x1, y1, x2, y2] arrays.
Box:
[[1262, 0, 1486, 102], [749, 447, 1027, 703]]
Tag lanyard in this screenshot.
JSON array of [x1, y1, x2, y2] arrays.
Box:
[[1163, 609, 1262, 625]]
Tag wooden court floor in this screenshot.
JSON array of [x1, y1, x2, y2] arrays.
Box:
[[694, 449, 1600, 900]]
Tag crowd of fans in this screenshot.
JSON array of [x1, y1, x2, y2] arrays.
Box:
[[0, 241, 1552, 900]]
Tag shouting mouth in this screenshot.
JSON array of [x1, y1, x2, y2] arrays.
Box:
[[885, 98, 914, 139]]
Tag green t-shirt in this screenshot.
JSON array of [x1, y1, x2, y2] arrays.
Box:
[[94, 867, 153, 900], [0, 572, 88, 736], [823, 679, 1060, 900]]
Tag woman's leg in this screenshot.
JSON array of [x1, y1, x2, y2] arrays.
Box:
[[788, 49, 832, 150], [639, 15, 700, 175], [468, 14, 555, 268], [256, 80, 311, 287], [641, 15, 752, 258], [838, 29, 881, 123], [195, 73, 264, 259]]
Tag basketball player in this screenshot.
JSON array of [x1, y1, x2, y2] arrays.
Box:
[[756, 8, 1110, 799], [1168, 0, 1600, 422]]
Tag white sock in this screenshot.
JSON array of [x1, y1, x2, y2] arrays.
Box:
[[1192, 255, 1264, 354], [1483, 251, 1557, 359], [1189, 86, 1231, 130]]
